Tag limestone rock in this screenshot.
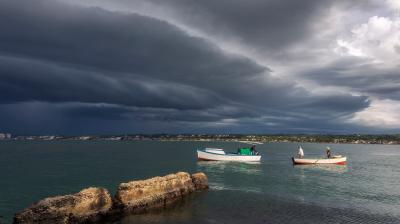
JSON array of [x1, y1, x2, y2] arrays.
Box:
[[13, 187, 112, 224], [114, 172, 197, 213], [191, 172, 209, 190], [13, 172, 209, 223]]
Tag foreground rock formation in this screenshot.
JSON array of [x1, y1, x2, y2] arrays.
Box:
[[114, 172, 207, 213], [191, 172, 208, 190], [14, 172, 208, 224], [13, 187, 112, 224]]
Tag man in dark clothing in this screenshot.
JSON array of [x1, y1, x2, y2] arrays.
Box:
[[326, 147, 331, 158], [251, 145, 259, 155]]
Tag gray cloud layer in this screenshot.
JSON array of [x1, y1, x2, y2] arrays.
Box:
[[0, 0, 383, 134], [144, 0, 337, 53], [303, 57, 400, 101]]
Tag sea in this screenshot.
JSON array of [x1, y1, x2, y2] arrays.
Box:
[[0, 141, 400, 224]]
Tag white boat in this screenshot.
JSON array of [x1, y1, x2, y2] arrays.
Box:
[[197, 147, 261, 162], [292, 155, 347, 165], [292, 146, 347, 165]]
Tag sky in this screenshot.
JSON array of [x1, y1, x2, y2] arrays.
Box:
[[0, 0, 400, 135]]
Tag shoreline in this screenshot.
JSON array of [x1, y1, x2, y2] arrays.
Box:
[[1, 138, 400, 145]]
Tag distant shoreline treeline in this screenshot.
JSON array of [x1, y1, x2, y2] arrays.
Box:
[[3, 134, 400, 145]]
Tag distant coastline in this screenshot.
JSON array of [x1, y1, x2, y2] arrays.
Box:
[[2, 133, 400, 145]]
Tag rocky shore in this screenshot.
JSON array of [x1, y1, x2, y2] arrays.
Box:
[[13, 172, 208, 224]]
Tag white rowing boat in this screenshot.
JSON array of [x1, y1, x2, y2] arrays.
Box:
[[292, 146, 347, 165], [197, 148, 261, 162], [292, 155, 347, 165]]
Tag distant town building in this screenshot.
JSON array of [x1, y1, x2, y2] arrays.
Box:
[[0, 133, 11, 140]]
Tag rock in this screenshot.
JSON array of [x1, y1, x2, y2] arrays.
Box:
[[13, 172, 209, 223], [13, 187, 112, 224], [114, 172, 205, 213], [191, 172, 209, 190]]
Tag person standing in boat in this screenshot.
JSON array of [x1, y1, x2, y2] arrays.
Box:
[[251, 145, 259, 155], [326, 147, 331, 158]]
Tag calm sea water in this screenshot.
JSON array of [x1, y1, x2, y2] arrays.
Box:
[[0, 141, 400, 224]]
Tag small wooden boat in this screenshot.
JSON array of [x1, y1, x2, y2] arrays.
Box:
[[292, 155, 347, 165], [197, 147, 261, 162], [292, 146, 347, 165]]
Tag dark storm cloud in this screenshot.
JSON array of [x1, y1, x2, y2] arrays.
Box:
[[299, 94, 370, 117], [0, 0, 372, 134], [0, 0, 264, 82], [137, 0, 338, 53], [0, 55, 225, 110], [61, 103, 133, 120], [0, 0, 362, 108], [0, 0, 271, 108], [0, 102, 147, 135], [303, 57, 400, 100]]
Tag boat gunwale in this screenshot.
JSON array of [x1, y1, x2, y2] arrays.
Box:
[[292, 156, 347, 165]]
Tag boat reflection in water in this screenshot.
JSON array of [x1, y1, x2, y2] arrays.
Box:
[[294, 164, 348, 174], [197, 161, 263, 194], [197, 160, 262, 175]]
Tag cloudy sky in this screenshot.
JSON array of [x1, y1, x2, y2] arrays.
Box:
[[1, 0, 400, 135]]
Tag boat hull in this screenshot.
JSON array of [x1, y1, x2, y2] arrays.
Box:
[[292, 157, 347, 165], [197, 150, 261, 162]]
